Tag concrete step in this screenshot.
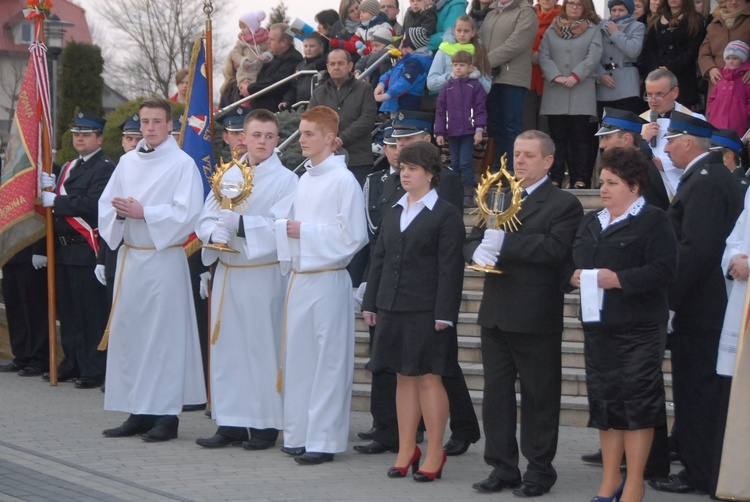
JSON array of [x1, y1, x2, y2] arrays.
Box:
[[353, 358, 673, 402]]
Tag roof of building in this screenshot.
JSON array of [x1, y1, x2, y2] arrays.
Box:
[[0, 0, 91, 54]]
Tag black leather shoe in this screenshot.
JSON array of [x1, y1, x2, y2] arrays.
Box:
[[281, 446, 306, 456], [443, 439, 470, 456], [41, 371, 77, 382], [472, 476, 520, 493], [0, 362, 21, 372], [17, 366, 43, 377], [182, 403, 207, 412], [196, 434, 238, 448], [142, 416, 178, 442], [103, 420, 153, 438], [294, 452, 334, 465], [357, 427, 377, 440], [242, 438, 276, 450], [353, 441, 394, 454], [581, 449, 603, 464], [648, 473, 694, 493], [75, 377, 103, 389], [512, 481, 549, 497]]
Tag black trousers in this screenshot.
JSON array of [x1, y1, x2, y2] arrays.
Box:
[[188, 252, 209, 391], [368, 328, 481, 449], [481, 327, 562, 490], [216, 426, 279, 441], [2, 263, 49, 369], [56, 263, 108, 380], [547, 115, 597, 188], [669, 324, 722, 493]]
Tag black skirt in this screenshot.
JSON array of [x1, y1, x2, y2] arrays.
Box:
[[583, 321, 667, 430], [366, 309, 459, 377]]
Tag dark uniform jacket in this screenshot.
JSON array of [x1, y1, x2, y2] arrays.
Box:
[[464, 180, 583, 334], [667, 151, 743, 330], [638, 140, 671, 211], [53, 149, 114, 266], [568, 205, 678, 324]]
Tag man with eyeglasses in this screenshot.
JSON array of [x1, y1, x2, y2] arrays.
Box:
[[380, 0, 403, 35], [639, 69, 705, 200]]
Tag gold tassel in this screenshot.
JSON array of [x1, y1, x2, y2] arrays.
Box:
[[276, 367, 283, 394], [97, 329, 110, 351], [211, 320, 221, 345]]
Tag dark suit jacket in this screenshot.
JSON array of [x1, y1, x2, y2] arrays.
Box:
[[568, 205, 677, 325], [53, 149, 114, 266], [362, 196, 465, 322], [667, 151, 743, 330], [733, 166, 750, 194], [464, 180, 583, 334]]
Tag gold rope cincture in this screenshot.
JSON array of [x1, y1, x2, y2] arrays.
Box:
[[97, 243, 182, 351], [211, 259, 279, 345], [276, 267, 346, 394]]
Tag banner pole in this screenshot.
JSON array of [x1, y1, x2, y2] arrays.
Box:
[[203, 0, 214, 413]]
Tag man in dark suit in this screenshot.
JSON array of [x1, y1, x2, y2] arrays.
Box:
[[649, 113, 743, 495], [465, 130, 583, 497], [711, 128, 749, 194], [40, 112, 114, 389], [245, 23, 303, 112], [355, 114, 481, 456]]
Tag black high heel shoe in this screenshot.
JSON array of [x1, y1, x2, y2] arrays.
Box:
[[387, 446, 421, 478], [413, 451, 447, 482]]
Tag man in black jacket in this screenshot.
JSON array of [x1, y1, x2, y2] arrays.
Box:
[[465, 130, 583, 497], [246, 24, 303, 112], [649, 112, 743, 495], [309, 49, 377, 186], [40, 112, 114, 389]]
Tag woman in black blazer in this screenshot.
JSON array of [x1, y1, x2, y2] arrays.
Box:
[[567, 147, 678, 502], [362, 142, 465, 482]]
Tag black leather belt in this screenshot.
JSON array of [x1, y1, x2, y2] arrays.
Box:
[[57, 234, 88, 245], [602, 62, 637, 70]]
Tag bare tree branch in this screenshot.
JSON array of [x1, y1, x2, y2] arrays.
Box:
[[92, 0, 226, 99]]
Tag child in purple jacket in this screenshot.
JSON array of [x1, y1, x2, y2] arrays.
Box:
[[434, 50, 487, 206]]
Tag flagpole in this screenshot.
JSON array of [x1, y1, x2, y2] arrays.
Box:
[[204, 0, 214, 414], [37, 11, 58, 387]]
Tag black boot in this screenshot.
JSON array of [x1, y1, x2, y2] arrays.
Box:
[[196, 426, 248, 448]]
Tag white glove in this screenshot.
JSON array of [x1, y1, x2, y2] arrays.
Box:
[[94, 264, 106, 285], [31, 254, 47, 269], [41, 192, 57, 207], [199, 271, 211, 300], [481, 229, 505, 254], [219, 209, 240, 232], [472, 243, 499, 267], [355, 282, 367, 305], [211, 224, 231, 244], [40, 172, 56, 190], [667, 310, 676, 334]]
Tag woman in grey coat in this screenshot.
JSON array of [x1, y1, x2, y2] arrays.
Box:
[[539, 0, 603, 188], [596, 0, 646, 115]]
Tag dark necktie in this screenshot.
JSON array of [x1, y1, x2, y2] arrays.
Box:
[[139, 146, 155, 153], [521, 190, 529, 200]]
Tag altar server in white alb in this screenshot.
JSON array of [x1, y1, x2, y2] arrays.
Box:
[[194, 109, 298, 450], [97, 98, 207, 442], [275, 105, 368, 465]]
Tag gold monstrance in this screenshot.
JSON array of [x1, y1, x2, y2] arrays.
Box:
[[467, 154, 525, 274], [203, 154, 255, 253]]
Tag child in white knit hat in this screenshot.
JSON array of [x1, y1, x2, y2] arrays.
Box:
[[707, 40, 750, 138], [223, 11, 271, 95]]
